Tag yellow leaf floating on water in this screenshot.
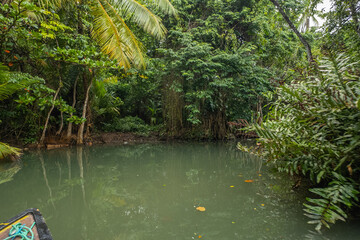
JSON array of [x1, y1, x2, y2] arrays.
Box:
[[230, 185, 234, 188], [261, 204, 265, 206], [245, 180, 254, 183], [196, 206, 206, 212], [198, 236, 202, 239]]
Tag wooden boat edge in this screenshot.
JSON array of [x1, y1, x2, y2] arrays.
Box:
[[0, 208, 53, 240]]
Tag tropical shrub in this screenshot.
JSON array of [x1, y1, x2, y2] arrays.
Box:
[[239, 53, 360, 231], [0, 71, 77, 143], [101, 116, 151, 134]]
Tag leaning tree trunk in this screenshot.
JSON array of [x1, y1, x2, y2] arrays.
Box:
[[66, 75, 79, 138], [39, 84, 61, 145], [269, 0, 315, 64], [77, 78, 92, 145]]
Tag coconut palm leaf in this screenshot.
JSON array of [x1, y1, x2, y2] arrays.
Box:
[[92, 0, 145, 68], [111, 0, 168, 39], [35, 0, 177, 68], [0, 142, 21, 160], [153, 0, 178, 17], [92, 0, 176, 68]]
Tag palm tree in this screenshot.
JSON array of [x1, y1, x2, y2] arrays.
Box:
[[92, 0, 177, 68], [43, 0, 177, 69], [38, 0, 177, 144], [80, 0, 177, 143], [269, 0, 315, 64], [298, 0, 321, 32]]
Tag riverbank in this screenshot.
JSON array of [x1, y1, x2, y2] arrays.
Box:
[[18, 132, 162, 150], [3, 130, 246, 152]]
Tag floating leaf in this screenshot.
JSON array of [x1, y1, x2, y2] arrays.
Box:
[[245, 180, 254, 183], [196, 206, 206, 212], [230, 185, 234, 188]]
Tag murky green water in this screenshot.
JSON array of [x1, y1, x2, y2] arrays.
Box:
[[0, 142, 359, 239]]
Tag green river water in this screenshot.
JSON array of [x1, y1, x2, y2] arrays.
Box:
[[0, 142, 359, 239]]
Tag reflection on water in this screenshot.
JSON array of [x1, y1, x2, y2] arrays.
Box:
[[0, 162, 21, 185], [0, 142, 359, 240]]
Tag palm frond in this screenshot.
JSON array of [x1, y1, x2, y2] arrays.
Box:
[[38, 0, 64, 9], [112, 0, 168, 39], [92, 0, 145, 69], [0, 65, 24, 101], [0, 82, 25, 101], [0, 142, 21, 160], [152, 0, 178, 17], [297, 0, 321, 32], [0, 64, 10, 84], [0, 66, 39, 101]]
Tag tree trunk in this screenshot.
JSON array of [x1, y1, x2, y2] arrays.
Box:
[[257, 97, 263, 124], [39, 85, 61, 145], [269, 0, 315, 64], [56, 111, 63, 135], [85, 100, 92, 139], [77, 78, 92, 145], [305, 17, 310, 32], [66, 76, 79, 138]]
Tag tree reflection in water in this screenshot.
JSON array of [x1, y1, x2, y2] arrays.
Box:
[[0, 143, 355, 240]]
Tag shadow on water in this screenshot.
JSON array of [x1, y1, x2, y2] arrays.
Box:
[[0, 142, 359, 240]]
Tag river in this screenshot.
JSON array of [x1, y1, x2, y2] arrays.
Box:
[[0, 142, 358, 239]]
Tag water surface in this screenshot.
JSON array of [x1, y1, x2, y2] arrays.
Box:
[[0, 142, 359, 239]]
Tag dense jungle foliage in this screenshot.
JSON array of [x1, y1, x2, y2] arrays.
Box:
[[0, 0, 359, 231], [238, 0, 360, 232], [1, 0, 315, 145]]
